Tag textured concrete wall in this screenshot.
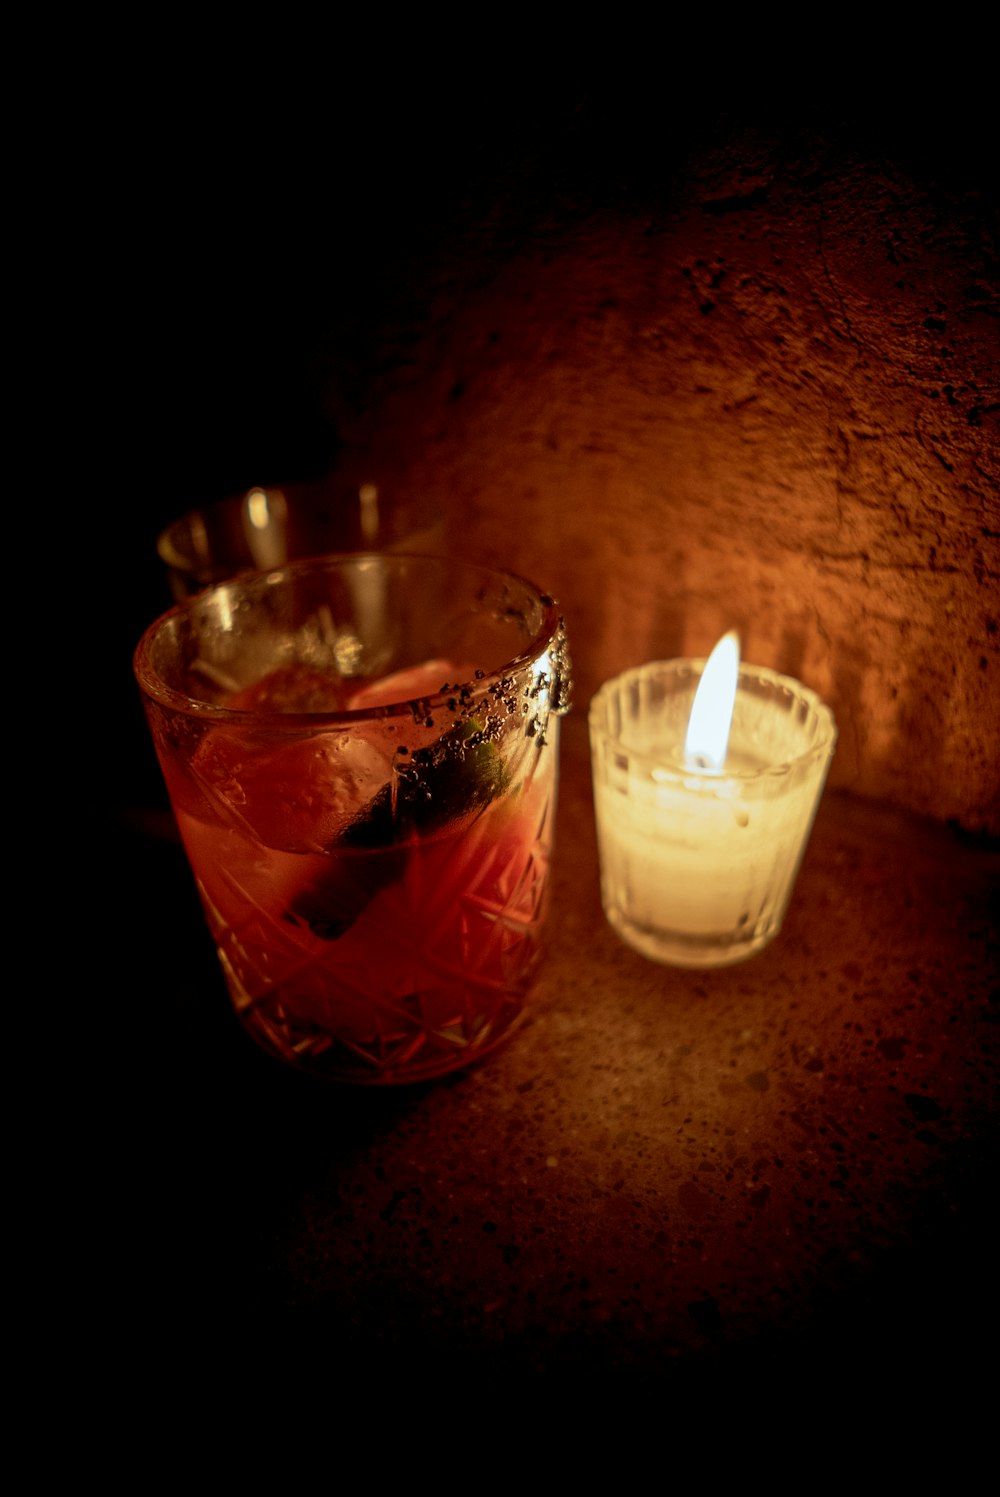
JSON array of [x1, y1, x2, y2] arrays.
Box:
[[318, 110, 998, 833]]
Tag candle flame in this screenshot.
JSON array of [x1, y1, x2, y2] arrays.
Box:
[[684, 630, 740, 769]]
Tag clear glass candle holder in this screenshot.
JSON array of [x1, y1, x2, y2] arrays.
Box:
[[589, 659, 837, 968]]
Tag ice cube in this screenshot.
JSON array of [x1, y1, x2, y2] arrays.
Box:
[[190, 726, 393, 852]]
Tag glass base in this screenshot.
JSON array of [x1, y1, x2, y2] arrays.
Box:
[[236, 996, 531, 1084], [220, 921, 545, 1084], [605, 908, 779, 969]]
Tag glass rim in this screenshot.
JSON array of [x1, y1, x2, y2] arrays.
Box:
[[134, 550, 563, 727], [589, 656, 838, 784]]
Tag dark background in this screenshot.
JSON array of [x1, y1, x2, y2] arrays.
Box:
[[85, 74, 995, 822], [87, 78, 994, 633]]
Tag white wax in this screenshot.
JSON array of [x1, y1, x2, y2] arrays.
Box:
[[594, 742, 818, 938]]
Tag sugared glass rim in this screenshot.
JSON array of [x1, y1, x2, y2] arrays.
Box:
[[134, 550, 563, 727], [589, 657, 838, 784]]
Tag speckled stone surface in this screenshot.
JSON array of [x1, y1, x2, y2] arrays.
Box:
[[103, 713, 998, 1406], [309, 106, 1000, 835]]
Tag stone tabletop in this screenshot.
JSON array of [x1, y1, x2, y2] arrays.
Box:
[[98, 711, 998, 1408]]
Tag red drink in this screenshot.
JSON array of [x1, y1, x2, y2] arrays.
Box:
[[135, 555, 570, 1083]]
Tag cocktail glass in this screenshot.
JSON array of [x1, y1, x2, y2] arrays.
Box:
[[134, 553, 571, 1083]]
